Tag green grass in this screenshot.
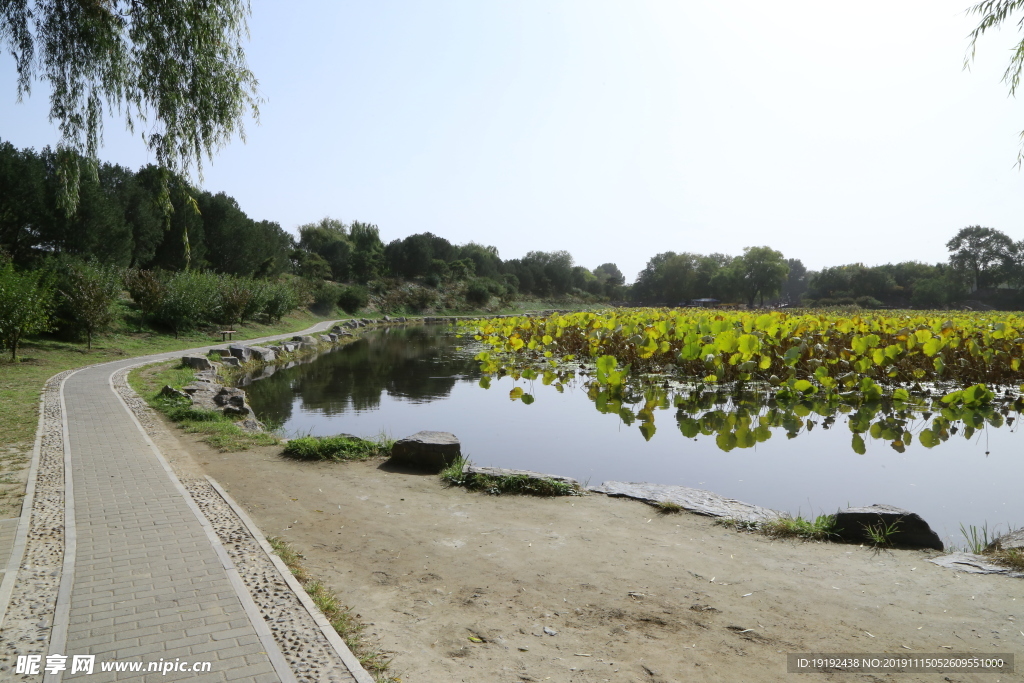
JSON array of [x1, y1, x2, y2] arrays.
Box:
[[440, 456, 582, 496], [129, 360, 279, 451], [0, 306, 340, 453], [722, 513, 838, 541], [960, 522, 992, 554], [282, 434, 394, 461], [268, 537, 396, 682], [654, 500, 684, 514], [863, 518, 901, 547]]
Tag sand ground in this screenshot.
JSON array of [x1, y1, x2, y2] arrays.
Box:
[[146, 413, 1021, 683]]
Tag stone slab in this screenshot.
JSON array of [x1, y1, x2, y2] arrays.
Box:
[[588, 481, 781, 523]]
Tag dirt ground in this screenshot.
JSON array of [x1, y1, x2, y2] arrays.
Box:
[[148, 418, 1022, 683]]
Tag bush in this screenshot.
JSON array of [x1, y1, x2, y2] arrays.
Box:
[[337, 285, 369, 314], [854, 296, 883, 309], [263, 281, 299, 322], [466, 280, 491, 306], [310, 281, 342, 314], [124, 269, 166, 328], [154, 271, 221, 337]]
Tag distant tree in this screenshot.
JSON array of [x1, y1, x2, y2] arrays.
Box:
[[593, 263, 625, 286], [58, 262, 122, 350], [736, 246, 789, 307], [780, 258, 808, 303], [946, 226, 1016, 290], [298, 218, 351, 281], [0, 262, 53, 360], [349, 222, 385, 283], [458, 242, 502, 279]]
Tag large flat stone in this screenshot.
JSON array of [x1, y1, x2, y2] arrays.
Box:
[[929, 552, 1024, 577], [465, 465, 580, 488], [833, 504, 944, 550], [988, 528, 1024, 552], [588, 481, 781, 523], [390, 431, 461, 472]]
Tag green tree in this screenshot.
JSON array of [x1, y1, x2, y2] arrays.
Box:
[[946, 226, 1015, 290], [58, 262, 121, 350], [349, 222, 385, 283], [736, 246, 789, 307], [2, 0, 260, 215], [0, 261, 53, 360]]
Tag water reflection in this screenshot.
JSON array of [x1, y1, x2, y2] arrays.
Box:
[[244, 326, 481, 427]]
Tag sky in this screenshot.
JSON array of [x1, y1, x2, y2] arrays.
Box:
[[4, 0, 1024, 282]]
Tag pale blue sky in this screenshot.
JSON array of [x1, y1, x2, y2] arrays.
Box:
[[4, 1, 1024, 281]]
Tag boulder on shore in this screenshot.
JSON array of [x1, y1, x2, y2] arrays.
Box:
[[248, 346, 276, 362], [389, 431, 461, 472], [181, 355, 214, 371], [228, 344, 251, 361], [833, 504, 943, 550]]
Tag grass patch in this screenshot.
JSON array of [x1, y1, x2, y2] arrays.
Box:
[[267, 536, 395, 682], [722, 513, 838, 541], [440, 457, 582, 496], [282, 434, 394, 461], [654, 500, 683, 514], [129, 360, 279, 451], [961, 524, 1024, 571], [960, 522, 992, 555], [863, 518, 900, 547]]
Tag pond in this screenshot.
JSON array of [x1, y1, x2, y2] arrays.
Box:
[[243, 325, 1024, 547]]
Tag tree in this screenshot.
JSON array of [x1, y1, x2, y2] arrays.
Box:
[[780, 258, 808, 303], [2, 0, 260, 215], [946, 226, 1015, 290], [966, 0, 1024, 162], [593, 263, 625, 287], [0, 261, 53, 360], [736, 246, 788, 307], [58, 262, 121, 350]]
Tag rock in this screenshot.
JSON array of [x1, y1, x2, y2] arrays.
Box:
[[221, 356, 241, 367], [181, 355, 214, 371], [543, 627, 558, 636], [588, 481, 781, 524], [209, 348, 231, 357], [213, 387, 247, 409], [465, 465, 579, 489], [237, 417, 265, 433], [228, 344, 251, 361], [299, 342, 319, 352], [988, 528, 1024, 552], [397, 316, 407, 323], [389, 431, 461, 471], [318, 334, 332, 343], [382, 315, 391, 322], [248, 346, 276, 362], [292, 335, 317, 343], [832, 504, 943, 550], [331, 325, 343, 333], [158, 385, 190, 401], [280, 342, 298, 352], [929, 552, 1024, 577], [328, 333, 338, 342]]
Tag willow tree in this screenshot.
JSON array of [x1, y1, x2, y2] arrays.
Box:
[[966, 0, 1024, 163], [1, 0, 260, 265]]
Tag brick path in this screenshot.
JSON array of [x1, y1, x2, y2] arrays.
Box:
[[6, 322, 365, 682]]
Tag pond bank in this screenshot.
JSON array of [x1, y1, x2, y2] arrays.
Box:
[[156, 418, 1020, 682]]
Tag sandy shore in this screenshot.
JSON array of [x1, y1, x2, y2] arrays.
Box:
[[148, 415, 1021, 683]]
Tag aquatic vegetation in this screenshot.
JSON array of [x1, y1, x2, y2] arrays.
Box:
[[458, 309, 1024, 453]]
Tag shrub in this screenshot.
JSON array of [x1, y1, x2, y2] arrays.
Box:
[[854, 296, 883, 309], [124, 268, 166, 328], [310, 281, 342, 314], [155, 271, 221, 337], [0, 262, 54, 360], [466, 280, 491, 306], [263, 281, 299, 322], [337, 285, 369, 314], [57, 262, 122, 350]]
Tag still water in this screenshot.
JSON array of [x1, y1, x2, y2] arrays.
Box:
[[244, 326, 1024, 546]]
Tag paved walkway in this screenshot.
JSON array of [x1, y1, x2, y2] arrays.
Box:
[[3, 322, 365, 682]]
